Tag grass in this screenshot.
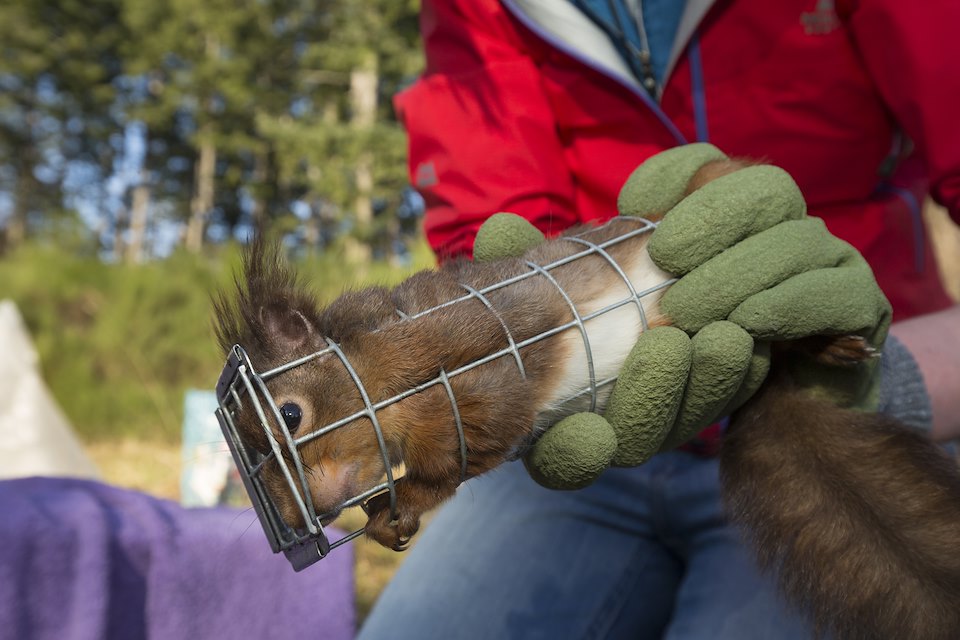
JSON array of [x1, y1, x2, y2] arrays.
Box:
[[86, 438, 184, 499]]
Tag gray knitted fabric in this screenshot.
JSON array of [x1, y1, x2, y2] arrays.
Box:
[[877, 335, 933, 431]]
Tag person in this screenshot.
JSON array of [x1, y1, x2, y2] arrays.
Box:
[[357, 1, 960, 638]]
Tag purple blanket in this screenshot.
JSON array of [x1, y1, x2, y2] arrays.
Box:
[[0, 477, 355, 640]]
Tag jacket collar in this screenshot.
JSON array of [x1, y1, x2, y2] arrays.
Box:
[[505, 0, 718, 98], [663, 0, 717, 93], [506, 0, 642, 92]]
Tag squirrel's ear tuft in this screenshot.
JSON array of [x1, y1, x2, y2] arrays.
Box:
[[259, 303, 316, 350]]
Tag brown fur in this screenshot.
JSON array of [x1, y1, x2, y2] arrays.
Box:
[[214, 159, 960, 637], [723, 366, 960, 639], [683, 158, 755, 193], [214, 217, 665, 548]]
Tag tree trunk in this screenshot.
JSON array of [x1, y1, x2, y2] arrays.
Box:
[[347, 51, 378, 264], [6, 165, 33, 250], [353, 152, 374, 233], [185, 34, 220, 253], [6, 200, 28, 249], [112, 203, 127, 260], [125, 170, 151, 264], [250, 149, 269, 237], [186, 131, 216, 253]]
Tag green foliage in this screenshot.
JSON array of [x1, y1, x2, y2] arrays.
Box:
[[0, 0, 432, 444], [1, 0, 424, 256], [118, 0, 423, 237], [0, 239, 435, 442], [0, 0, 127, 239]]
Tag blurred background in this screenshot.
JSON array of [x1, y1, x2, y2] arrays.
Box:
[[1, 0, 959, 625], [0, 0, 428, 619]]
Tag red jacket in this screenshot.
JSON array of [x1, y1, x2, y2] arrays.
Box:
[[394, 0, 960, 320]]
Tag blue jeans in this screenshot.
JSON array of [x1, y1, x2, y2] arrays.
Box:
[[357, 451, 816, 640]]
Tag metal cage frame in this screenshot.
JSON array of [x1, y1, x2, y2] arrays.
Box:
[[214, 217, 674, 571]]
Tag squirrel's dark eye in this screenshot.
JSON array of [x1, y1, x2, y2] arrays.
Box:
[[279, 403, 303, 433]]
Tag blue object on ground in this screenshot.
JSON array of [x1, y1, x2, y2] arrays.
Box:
[[181, 389, 234, 507]]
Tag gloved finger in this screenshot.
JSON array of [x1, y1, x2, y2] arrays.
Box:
[[617, 143, 729, 217], [728, 262, 893, 343], [661, 218, 856, 332], [659, 321, 755, 451], [473, 212, 546, 262], [719, 341, 771, 415], [604, 326, 692, 466], [523, 412, 617, 490], [648, 165, 807, 275]]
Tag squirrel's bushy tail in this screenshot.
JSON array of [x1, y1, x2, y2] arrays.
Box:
[[721, 379, 960, 640]]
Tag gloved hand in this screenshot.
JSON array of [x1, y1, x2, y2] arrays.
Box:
[[473, 144, 891, 489], [630, 145, 891, 410], [475, 212, 766, 488]]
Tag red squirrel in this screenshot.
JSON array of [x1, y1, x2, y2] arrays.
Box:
[[214, 160, 960, 639]]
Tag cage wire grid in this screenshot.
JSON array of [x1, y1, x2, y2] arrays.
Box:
[[214, 216, 675, 571]]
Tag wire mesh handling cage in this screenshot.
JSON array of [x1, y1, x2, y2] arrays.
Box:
[[214, 216, 674, 571]]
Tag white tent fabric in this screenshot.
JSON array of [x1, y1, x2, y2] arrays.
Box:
[[0, 299, 99, 479]]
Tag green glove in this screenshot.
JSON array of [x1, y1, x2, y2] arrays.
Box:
[[473, 143, 890, 489], [475, 213, 767, 488], [630, 147, 891, 409]]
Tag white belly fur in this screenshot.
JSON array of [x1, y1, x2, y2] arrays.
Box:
[[536, 246, 672, 423]]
